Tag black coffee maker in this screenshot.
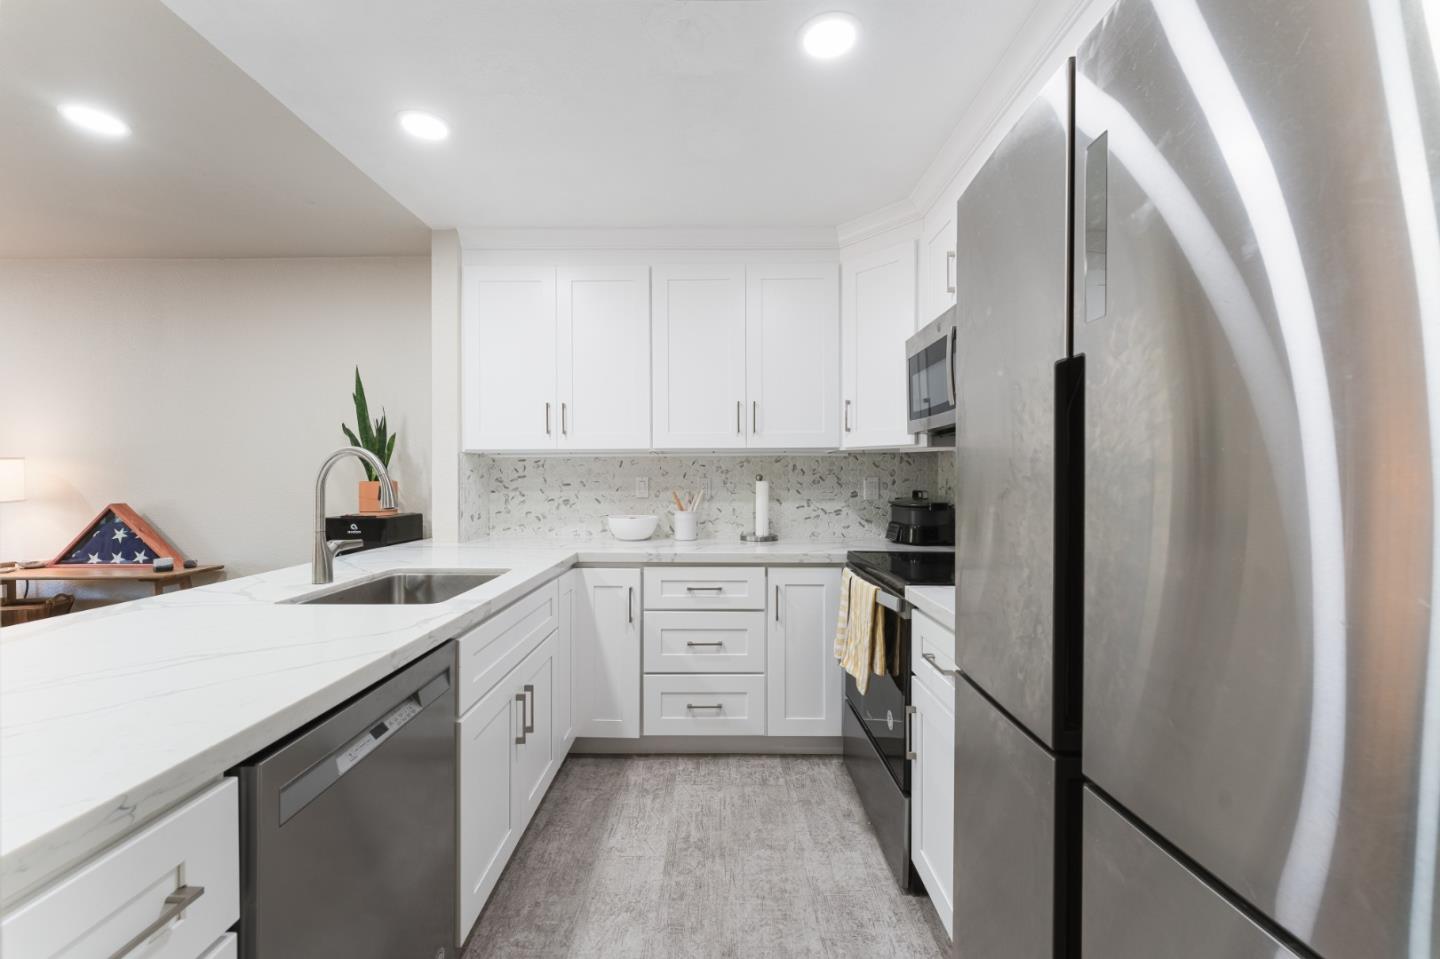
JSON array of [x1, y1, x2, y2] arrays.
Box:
[[885, 490, 955, 545]]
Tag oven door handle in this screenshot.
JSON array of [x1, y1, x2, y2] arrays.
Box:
[[850, 568, 911, 620]]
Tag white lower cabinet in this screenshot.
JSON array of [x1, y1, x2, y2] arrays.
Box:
[[457, 630, 558, 944], [643, 610, 766, 673], [573, 567, 642, 739], [766, 567, 843, 736], [198, 932, 238, 959], [0, 779, 239, 959], [912, 648, 956, 939], [643, 673, 767, 736], [555, 571, 578, 755]]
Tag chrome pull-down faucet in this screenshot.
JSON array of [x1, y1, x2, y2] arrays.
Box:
[[313, 447, 396, 584]]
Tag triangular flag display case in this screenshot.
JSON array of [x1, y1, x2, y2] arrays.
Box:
[[49, 504, 187, 567]]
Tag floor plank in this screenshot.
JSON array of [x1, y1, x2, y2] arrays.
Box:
[[462, 755, 949, 959]]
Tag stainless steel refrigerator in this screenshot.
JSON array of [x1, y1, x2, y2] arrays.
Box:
[[954, 0, 1440, 955]]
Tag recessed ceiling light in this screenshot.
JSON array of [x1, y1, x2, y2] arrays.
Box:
[[58, 102, 130, 138], [800, 13, 859, 60], [398, 110, 450, 142]]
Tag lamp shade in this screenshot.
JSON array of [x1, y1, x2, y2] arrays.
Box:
[[0, 459, 24, 503]]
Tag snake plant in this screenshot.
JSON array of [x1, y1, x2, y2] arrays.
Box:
[[341, 367, 397, 481]]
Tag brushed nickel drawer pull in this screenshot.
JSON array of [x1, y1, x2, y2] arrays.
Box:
[[685, 585, 725, 593], [106, 885, 205, 959], [686, 641, 725, 647], [523, 683, 536, 733], [686, 703, 724, 710]]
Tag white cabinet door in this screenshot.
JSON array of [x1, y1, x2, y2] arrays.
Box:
[[745, 263, 840, 449], [457, 673, 522, 943], [911, 676, 955, 939], [841, 241, 918, 449], [651, 264, 747, 449], [513, 632, 558, 824], [463, 265, 558, 451], [558, 266, 651, 450], [922, 204, 957, 321], [766, 567, 843, 736], [555, 571, 577, 755], [574, 567, 641, 738]]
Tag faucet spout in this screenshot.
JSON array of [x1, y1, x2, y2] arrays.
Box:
[[313, 447, 397, 584]]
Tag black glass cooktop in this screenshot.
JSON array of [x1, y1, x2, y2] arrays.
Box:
[[846, 550, 955, 597]]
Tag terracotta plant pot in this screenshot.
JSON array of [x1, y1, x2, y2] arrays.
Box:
[[358, 479, 399, 514]]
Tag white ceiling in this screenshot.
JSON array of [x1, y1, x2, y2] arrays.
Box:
[[0, 0, 430, 258], [159, 0, 1048, 231]]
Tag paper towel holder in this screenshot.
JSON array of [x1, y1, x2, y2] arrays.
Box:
[[741, 473, 779, 542]]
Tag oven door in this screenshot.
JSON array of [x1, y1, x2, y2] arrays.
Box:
[[841, 573, 912, 792], [906, 308, 957, 434]]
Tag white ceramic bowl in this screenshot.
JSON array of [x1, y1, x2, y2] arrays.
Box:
[[607, 514, 659, 541]]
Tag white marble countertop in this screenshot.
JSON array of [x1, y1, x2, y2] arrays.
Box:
[[0, 534, 903, 907], [906, 585, 955, 629]]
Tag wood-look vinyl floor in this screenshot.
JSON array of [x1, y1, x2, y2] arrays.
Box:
[[462, 755, 949, 959]]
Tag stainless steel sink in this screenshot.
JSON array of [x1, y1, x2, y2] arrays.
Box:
[[293, 571, 504, 606]]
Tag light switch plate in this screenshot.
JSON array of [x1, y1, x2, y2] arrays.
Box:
[[862, 477, 880, 501], [635, 477, 650, 497]]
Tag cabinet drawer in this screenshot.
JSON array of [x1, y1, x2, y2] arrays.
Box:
[[458, 580, 558, 714], [1, 779, 239, 959], [911, 609, 956, 711], [642, 567, 766, 610], [643, 611, 766, 673], [200, 932, 239, 959], [643, 674, 766, 735]]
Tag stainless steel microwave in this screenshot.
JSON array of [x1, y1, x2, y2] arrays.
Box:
[[906, 306, 957, 435]]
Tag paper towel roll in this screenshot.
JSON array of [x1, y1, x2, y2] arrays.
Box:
[[755, 476, 770, 536]]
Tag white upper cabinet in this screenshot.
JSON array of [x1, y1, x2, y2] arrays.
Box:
[[841, 241, 918, 449], [651, 264, 748, 449], [557, 266, 651, 449], [463, 265, 557, 451], [921, 199, 958, 322], [745, 263, 840, 449]]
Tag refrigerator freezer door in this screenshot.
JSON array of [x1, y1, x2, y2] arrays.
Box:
[[1076, 0, 1440, 954], [952, 678, 1061, 958], [1082, 788, 1302, 959], [953, 64, 1074, 750]]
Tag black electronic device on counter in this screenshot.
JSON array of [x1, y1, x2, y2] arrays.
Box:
[[884, 490, 955, 545], [324, 512, 424, 551]]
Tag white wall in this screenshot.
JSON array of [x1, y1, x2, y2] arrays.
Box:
[[0, 256, 430, 599]]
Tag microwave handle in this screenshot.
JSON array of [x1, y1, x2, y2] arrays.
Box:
[[945, 326, 957, 410]]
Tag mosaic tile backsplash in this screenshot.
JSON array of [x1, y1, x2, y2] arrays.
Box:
[[460, 452, 953, 541]]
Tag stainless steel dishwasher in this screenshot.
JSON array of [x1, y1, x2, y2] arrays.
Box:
[[237, 641, 456, 959]]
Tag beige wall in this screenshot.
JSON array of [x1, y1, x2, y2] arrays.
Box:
[[0, 256, 430, 600]]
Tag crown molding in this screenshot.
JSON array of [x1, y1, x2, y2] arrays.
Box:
[[909, 0, 1110, 213], [458, 226, 839, 252], [834, 198, 922, 250]]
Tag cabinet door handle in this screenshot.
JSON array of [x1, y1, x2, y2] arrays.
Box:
[[686, 703, 724, 711], [523, 683, 536, 733], [628, 585, 634, 623], [685, 585, 724, 593], [514, 692, 527, 744], [736, 400, 742, 434], [844, 399, 852, 432], [544, 402, 551, 435], [752, 400, 758, 434], [774, 584, 780, 622], [922, 652, 960, 678], [946, 250, 957, 294], [904, 704, 917, 760], [561, 402, 568, 435], [686, 641, 725, 648], [106, 885, 205, 959]]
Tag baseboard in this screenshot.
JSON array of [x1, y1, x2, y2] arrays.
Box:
[[571, 735, 842, 755]]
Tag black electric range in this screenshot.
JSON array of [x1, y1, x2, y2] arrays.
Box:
[[841, 548, 955, 891]]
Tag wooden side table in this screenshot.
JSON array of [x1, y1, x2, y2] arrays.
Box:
[[0, 563, 225, 604]]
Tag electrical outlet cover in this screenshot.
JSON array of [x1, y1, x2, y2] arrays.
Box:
[[862, 477, 880, 501], [636, 477, 650, 497]]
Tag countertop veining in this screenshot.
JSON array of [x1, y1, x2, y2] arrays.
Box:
[[0, 535, 907, 907]]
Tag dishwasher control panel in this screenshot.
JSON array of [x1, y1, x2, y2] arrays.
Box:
[[336, 695, 422, 776]]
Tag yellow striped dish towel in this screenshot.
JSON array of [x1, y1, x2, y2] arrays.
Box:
[[835, 568, 887, 694]]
